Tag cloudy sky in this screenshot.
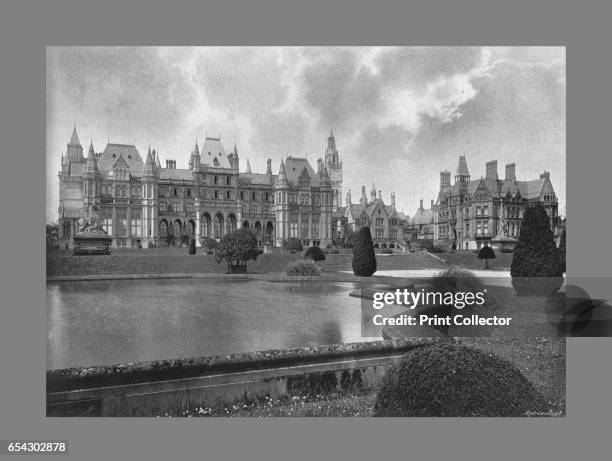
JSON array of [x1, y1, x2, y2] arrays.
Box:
[[46, 46, 565, 222]]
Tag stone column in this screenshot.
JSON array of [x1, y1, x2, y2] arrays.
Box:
[[195, 197, 201, 247]]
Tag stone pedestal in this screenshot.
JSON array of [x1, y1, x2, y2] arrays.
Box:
[[73, 232, 112, 255]]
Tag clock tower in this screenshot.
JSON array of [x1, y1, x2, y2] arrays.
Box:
[[324, 127, 343, 211]]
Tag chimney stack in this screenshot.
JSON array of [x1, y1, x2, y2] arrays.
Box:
[[431, 199, 434, 209], [486, 160, 498, 180], [420, 199, 424, 210], [266, 158, 272, 175], [505, 163, 516, 181], [391, 193, 396, 208], [378, 190, 382, 201]]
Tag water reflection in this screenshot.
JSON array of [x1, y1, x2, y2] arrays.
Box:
[[47, 279, 367, 369]]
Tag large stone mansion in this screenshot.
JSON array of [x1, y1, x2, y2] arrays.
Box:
[[57, 125, 560, 251], [432, 156, 560, 250], [58, 127, 349, 249]]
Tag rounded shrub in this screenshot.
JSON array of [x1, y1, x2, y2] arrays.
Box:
[[352, 227, 377, 277], [188, 238, 196, 255], [286, 260, 321, 276], [477, 245, 495, 269], [511, 204, 564, 295], [304, 246, 326, 261], [374, 342, 548, 417]]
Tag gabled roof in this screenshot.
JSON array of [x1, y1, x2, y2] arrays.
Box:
[[201, 137, 231, 169], [97, 143, 144, 176], [411, 208, 434, 225], [284, 157, 320, 187]]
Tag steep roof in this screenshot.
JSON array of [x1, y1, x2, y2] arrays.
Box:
[[97, 143, 144, 176], [456, 155, 470, 176], [201, 137, 231, 169], [411, 208, 434, 225], [69, 126, 81, 145], [284, 157, 320, 187]]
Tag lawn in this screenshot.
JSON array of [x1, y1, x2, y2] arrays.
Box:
[[436, 250, 514, 271], [46, 247, 447, 277]]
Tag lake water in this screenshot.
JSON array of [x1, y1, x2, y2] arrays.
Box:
[[47, 279, 380, 370]]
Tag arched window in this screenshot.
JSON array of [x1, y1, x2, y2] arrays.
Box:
[[173, 220, 181, 237], [159, 220, 168, 238], [201, 214, 211, 237]]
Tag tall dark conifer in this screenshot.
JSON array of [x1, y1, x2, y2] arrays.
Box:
[[352, 227, 377, 276]]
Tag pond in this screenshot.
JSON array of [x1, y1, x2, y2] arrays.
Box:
[[47, 278, 382, 369]]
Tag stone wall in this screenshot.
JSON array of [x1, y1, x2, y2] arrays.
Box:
[[47, 338, 441, 416]]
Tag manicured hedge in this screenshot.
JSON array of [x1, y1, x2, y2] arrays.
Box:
[[374, 342, 548, 417], [304, 246, 326, 261]]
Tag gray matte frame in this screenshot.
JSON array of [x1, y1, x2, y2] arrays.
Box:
[[1, 0, 611, 460]]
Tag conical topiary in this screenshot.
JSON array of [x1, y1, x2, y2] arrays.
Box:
[[188, 238, 196, 255], [511, 204, 564, 294], [352, 227, 377, 276]]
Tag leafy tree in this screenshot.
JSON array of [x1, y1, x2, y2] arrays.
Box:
[[215, 228, 259, 273], [201, 237, 219, 254], [478, 245, 495, 270], [46, 222, 59, 248], [352, 227, 377, 276], [511, 204, 564, 294], [188, 238, 196, 255], [304, 246, 326, 261]]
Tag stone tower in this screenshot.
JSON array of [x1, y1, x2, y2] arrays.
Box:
[[324, 127, 343, 211]]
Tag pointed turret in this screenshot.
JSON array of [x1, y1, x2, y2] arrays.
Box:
[[70, 125, 80, 144], [83, 141, 99, 176], [245, 159, 252, 174], [155, 150, 161, 169], [66, 124, 84, 161], [360, 185, 368, 206], [370, 183, 377, 201], [189, 140, 201, 170], [455, 155, 471, 184], [275, 159, 289, 189], [143, 145, 155, 177]]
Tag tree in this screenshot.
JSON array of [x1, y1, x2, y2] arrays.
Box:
[[478, 246, 495, 270], [304, 246, 326, 261], [352, 227, 377, 276], [215, 228, 259, 273], [201, 237, 218, 254], [511, 204, 564, 294], [188, 238, 196, 255], [46, 222, 59, 249]]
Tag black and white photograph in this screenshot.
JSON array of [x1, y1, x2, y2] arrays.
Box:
[[45, 46, 566, 417]]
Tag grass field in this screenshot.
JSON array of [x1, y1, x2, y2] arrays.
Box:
[[46, 247, 449, 277]]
